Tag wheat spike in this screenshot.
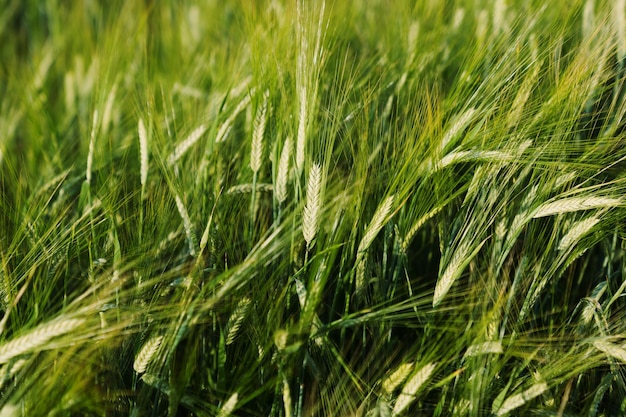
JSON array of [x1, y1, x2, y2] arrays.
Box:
[[558, 215, 600, 251], [275, 136, 292, 204], [174, 194, 197, 256], [217, 393, 238, 417], [283, 378, 293, 417], [440, 108, 476, 152], [216, 92, 253, 143], [226, 297, 251, 345], [226, 183, 273, 194], [464, 341, 503, 358], [138, 118, 149, 187], [296, 88, 307, 173], [133, 335, 163, 374], [434, 238, 486, 307], [593, 340, 626, 363], [303, 163, 322, 246], [382, 362, 414, 395], [86, 110, 98, 184], [533, 196, 621, 218], [494, 382, 548, 416], [358, 195, 395, 254], [392, 362, 436, 416], [0, 318, 85, 364], [168, 124, 208, 165], [251, 91, 269, 174], [0, 404, 18, 417]]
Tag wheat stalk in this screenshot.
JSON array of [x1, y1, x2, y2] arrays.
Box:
[[251, 91, 269, 174], [392, 362, 436, 416], [0, 318, 85, 364], [174, 194, 197, 256], [303, 163, 322, 246], [217, 393, 238, 417], [382, 362, 414, 395], [133, 335, 163, 374], [138, 118, 149, 187], [494, 382, 548, 416], [275, 136, 292, 204], [168, 124, 208, 165], [616, 0, 626, 62], [533, 196, 621, 218], [283, 378, 293, 417], [557, 215, 600, 251]]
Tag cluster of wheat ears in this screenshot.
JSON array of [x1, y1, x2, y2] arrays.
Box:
[[0, 0, 626, 415]]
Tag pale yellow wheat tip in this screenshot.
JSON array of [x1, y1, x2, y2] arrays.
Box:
[[138, 118, 149, 187], [168, 124, 208, 165], [133, 335, 163, 374], [217, 393, 239, 417], [251, 91, 269, 174], [494, 382, 548, 416], [303, 163, 322, 246], [392, 362, 436, 416], [275, 136, 292, 204]]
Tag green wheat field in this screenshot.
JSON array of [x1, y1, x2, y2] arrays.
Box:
[[1, 0, 626, 415]]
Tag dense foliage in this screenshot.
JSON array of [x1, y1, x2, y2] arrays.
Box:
[[1, 1, 626, 415]]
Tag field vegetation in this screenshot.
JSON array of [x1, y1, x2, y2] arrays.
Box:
[[1, 0, 626, 415]]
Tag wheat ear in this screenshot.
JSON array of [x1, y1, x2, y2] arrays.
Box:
[[251, 91, 269, 174], [217, 393, 238, 417], [138, 118, 149, 187], [382, 362, 414, 395], [303, 163, 322, 246], [533, 196, 621, 218], [392, 362, 436, 416], [558, 215, 600, 251], [593, 339, 626, 363], [226, 297, 251, 345], [168, 124, 208, 165], [0, 318, 85, 364], [133, 335, 163, 374], [275, 136, 292, 204], [494, 382, 548, 416]]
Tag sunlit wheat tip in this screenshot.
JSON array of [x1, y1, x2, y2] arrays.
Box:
[[494, 382, 548, 416], [0, 318, 85, 364], [276, 136, 292, 204], [533, 196, 621, 218], [133, 335, 163, 374], [382, 362, 414, 395], [217, 393, 238, 417], [251, 91, 269, 173], [593, 340, 626, 363], [558, 215, 600, 251], [296, 90, 307, 173], [464, 341, 503, 358], [303, 163, 322, 246], [168, 124, 208, 165], [392, 362, 436, 416], [138, 118, 149, 187]]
